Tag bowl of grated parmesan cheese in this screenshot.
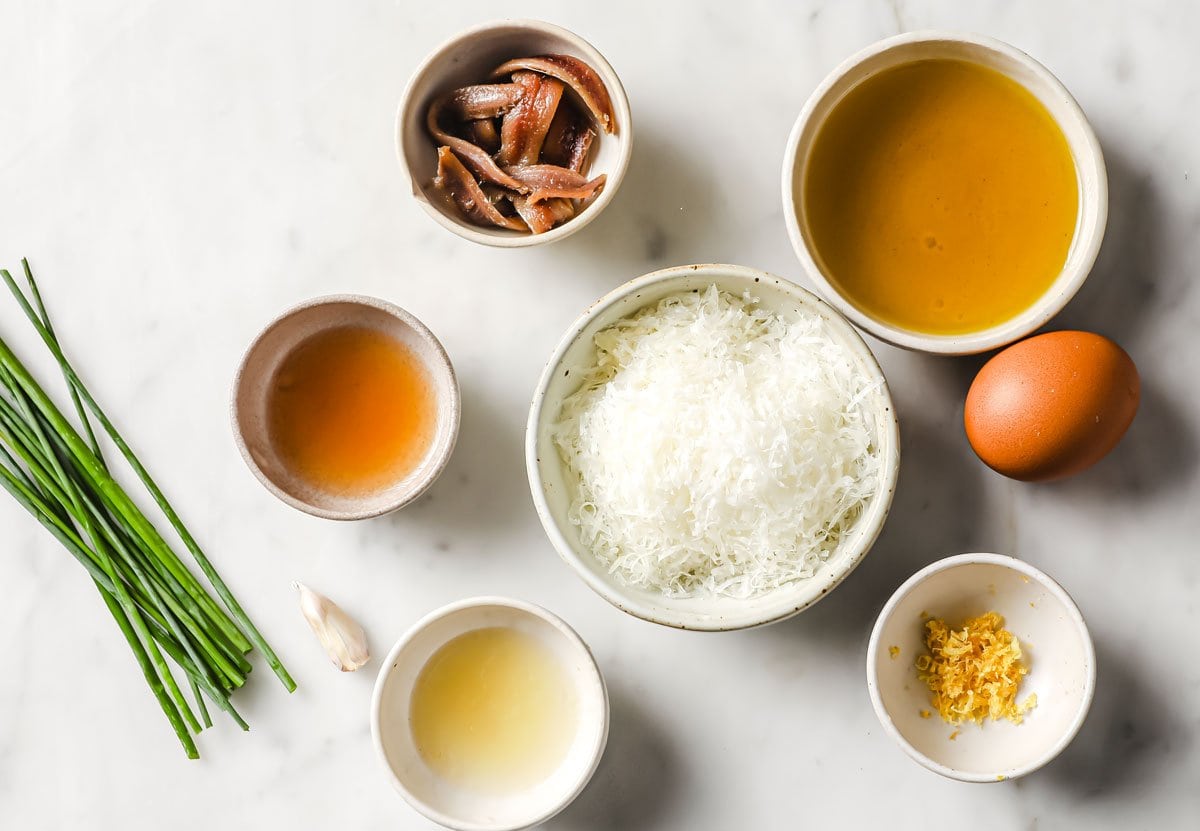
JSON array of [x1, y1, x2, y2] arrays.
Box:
[[526, 264, 900, 630]]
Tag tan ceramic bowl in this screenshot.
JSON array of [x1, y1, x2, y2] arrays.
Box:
[[782, 31, 1108, 355], [396, 19, 633, 247], [231, 295, 460, 520]]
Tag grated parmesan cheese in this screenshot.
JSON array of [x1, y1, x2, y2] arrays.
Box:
[[552, 285, 882, 598]]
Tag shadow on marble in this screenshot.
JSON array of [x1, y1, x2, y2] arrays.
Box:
[[1044, 379, 1196, 502], [993, 139, 1200, 497], [1037, 640, 1174, 799], [554, 684, 680, 830], [1053, 140, 1164, 347], [383, 375, 529, 558], [768, 401, 993, 650], [546, 122, 717, 283]]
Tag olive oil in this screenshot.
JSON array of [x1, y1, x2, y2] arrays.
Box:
[[267, 325, 434, 495], [803, 59, 1079, 335], [410, 627, 577, 793]]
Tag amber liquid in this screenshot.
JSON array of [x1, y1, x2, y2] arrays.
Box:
[[267, 326, 435, 496], [803, 59, 1079, 335]]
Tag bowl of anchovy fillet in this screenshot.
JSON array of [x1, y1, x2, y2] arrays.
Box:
[[396, 19, 634, 247]]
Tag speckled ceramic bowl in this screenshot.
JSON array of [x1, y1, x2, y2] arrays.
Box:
[[527, 264, 900, 631], [396, 19, 633, 248], [867, 553, 1096, 782], [231, 294, 460, 520], [782, 31, 1108, 355]]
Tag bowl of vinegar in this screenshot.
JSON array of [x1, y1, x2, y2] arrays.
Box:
[[232, 294, 460, 520]]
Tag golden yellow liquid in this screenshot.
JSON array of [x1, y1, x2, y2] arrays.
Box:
[[803, 59, 1079, 334], [267, 325, 435, 496], [410, 627, 578, 793]]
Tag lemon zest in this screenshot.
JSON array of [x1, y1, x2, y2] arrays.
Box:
[[916, 611, 1037, 726]]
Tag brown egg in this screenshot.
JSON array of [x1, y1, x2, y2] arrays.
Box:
[[964, 331, 1140, 482]]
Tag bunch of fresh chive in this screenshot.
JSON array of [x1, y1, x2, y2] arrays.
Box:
[[0, 259, 294, 758]]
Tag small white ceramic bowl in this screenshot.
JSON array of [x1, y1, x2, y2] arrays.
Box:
[[371, 597, 609, 831], [527, 264, 900, 631], [397, 19, 633, 248], [867, 553, 1096, 782], [782, 31, 1108, 355], [231, 294, 460, 520]]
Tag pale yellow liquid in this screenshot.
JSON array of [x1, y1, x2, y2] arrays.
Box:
[[409, 627, 578, 793]]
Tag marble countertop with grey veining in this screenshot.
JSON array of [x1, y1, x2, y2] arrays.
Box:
[[1, 1, 1197, 828]]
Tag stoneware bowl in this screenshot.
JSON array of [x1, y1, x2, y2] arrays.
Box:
[[397, 19, 634, 247], [371, 597, 609, 831], [231, 294, 460, 520], [527, 263, 901, 631], [867, 553, 1096, 782], [781, 31, 1108, 355]]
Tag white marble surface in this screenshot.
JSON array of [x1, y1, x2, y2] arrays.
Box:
[[1, 1, 1198, 828]]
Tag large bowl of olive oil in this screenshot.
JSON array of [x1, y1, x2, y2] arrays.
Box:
[[783, 31, 1107, 355]]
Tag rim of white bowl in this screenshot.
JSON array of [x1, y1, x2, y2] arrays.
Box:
[[369, 596, 610, 831], [395, 18, 634, 248], [526, 263, 901, 630], [781, 30, 1108, 355], [230, 293, 461, 521], [865, 553, 1097, 782]]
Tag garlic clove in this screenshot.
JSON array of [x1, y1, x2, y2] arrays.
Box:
[[293, 581, 370, 672]]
